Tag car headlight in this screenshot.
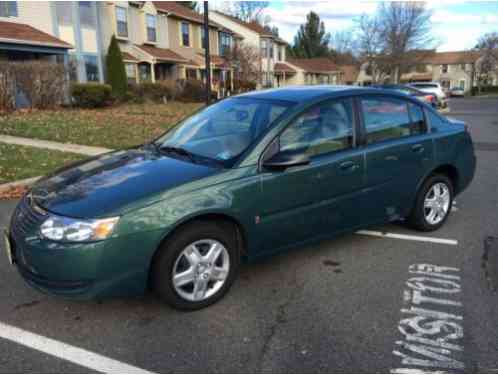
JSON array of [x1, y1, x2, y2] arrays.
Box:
[[40, 215, 119, 242]]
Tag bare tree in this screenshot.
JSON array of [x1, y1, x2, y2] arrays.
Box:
[[354, 2, 433, 84], [378, 2, 433, 83], [231, 1, 269, 23], [354, 14, 389, 83], [224, 42, 261, 91], [475, 32, 498, 93]]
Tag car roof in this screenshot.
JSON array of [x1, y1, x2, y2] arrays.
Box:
[[235, 85, 383, 103], [410, 82, 439, 85]]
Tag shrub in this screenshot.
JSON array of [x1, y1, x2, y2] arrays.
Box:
[[105, 35, 127, 99], [177, 79, 208, 102], [127, 80, 178, 103], [233, 79, 256, 93], [71, 83, 112, 108], [471, 85, 498, 95], [0, 61, 68, 112], [0, 63, 16, 112]]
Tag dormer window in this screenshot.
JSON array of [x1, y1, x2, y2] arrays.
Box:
[[261, 40, 267, 58], [0, 2, 18, 17], [146, 14, 156, 43], [116, 6, 128, 38], [201, 27, 206, 49], [219, 32, 231, 56], [181, 22, 190, 46]]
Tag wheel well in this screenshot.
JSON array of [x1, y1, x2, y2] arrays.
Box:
[[147, 213, 248, 289], [431, 164, 459, 192]]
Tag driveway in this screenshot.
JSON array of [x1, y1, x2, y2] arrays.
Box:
[[0, 97, 497, 373]]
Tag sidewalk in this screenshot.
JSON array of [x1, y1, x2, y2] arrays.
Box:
[[0, 135, 112, 156]]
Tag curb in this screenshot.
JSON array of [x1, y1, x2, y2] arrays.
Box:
[[0, 135, 112, 156], [0, 176, 40, 194]]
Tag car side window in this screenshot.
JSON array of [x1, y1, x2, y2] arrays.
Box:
[[361, 97, 414, 144], [408, 102, 426, 135], [279, 99, 354, 157]]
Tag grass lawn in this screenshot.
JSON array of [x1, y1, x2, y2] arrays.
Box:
[[0, 102, 203, 150], [0, 143, 84, 184]]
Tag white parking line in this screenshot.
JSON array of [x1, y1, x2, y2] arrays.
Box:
[[355, 230, 458, 246], [0, 322, 153, 373]]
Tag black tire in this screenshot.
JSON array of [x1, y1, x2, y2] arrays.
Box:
[[407, 174, 454, 232], [152, 220, 240, 311]]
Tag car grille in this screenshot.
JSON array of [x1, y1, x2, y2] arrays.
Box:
[[10, 195, 47, 239]]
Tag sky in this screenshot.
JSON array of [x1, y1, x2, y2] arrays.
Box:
[[213, 1, 498, 52]]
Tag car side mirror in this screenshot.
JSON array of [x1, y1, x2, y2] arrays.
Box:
[[263, 151, 310, 171]]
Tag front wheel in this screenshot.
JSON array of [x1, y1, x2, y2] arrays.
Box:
[[408, 174, 454, 232], [152, 221, 240, 310]]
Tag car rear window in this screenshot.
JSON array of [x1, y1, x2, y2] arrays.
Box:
[[412, 84, 438, 89]]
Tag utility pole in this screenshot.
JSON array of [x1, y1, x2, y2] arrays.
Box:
[[203, 1, 211, 105]]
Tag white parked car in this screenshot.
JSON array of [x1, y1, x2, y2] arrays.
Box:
[[449, 87, 465, 97], [409, 82, 448, 108]]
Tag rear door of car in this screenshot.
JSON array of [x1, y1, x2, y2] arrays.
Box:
[[357, 95, 434, 223], [256, 97, 366, 253]]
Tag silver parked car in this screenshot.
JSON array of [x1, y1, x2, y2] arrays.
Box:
[[409, 82, 448, 108], [449, 87, 465, 97]]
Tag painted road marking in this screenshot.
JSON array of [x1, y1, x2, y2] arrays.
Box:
[[0, 322, 152, 373], [391, 264, 465, 373], [355, 230, 458, 246]]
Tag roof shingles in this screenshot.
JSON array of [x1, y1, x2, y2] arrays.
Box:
[[287, 58, 339, 74], [135, 44, 188, 63], [0, 21, 72, 49]]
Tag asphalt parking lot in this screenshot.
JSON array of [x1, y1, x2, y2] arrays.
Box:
[[0, 97, 497, 373]]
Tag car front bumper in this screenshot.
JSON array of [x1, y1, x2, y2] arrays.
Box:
[[8, 197, 163, 300]]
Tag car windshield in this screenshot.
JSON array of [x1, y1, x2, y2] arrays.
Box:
[[155, 97, 292, 165]]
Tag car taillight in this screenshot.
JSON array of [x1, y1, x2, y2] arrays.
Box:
[[424, 95, 435, 102]]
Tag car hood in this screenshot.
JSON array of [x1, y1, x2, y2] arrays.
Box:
[[31, 147, 219, 218]]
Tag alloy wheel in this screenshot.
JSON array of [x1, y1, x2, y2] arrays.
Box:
[[172, 239, 230, 302], [423, 182, 451, 225]]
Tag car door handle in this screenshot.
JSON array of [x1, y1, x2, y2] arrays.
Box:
[[411, 144, 425, 153], [384, 155, 398, 161], [339, 161, 359, 171]]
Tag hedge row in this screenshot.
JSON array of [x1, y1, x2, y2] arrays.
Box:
[[70, 78, 243, 108], [471, 85, 498, 95]]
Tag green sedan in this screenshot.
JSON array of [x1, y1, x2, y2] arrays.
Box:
[[5, 86, 476, 310]]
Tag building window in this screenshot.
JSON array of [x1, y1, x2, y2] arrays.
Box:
[[201, 27, 206, 49], [55, 2, 72, 26], [0, 1, 18, 17], [269, 40, 274, 58], [181, 22, 190, 46], [278, 46, 282, 61], [116, 6, 128, 38], [261, 40, 267, 58], [79, 2, 95, 28], [441, 64, 448, 74], [146, 14, 156, 42], [84, 55, 99, 82], [219, 32, 231, 56], [125, 63, 136, 82], [186, 68, 197, 80]]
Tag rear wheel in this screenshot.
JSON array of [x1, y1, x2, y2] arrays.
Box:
[[152, 221, 240, 310], [408, 174, 453, 232]]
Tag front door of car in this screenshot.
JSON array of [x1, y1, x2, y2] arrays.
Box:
[[359, 96, 434, 223], [255, 98, 365, 254]]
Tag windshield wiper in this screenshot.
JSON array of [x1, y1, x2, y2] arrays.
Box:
[[157, 145, 196, 163]]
